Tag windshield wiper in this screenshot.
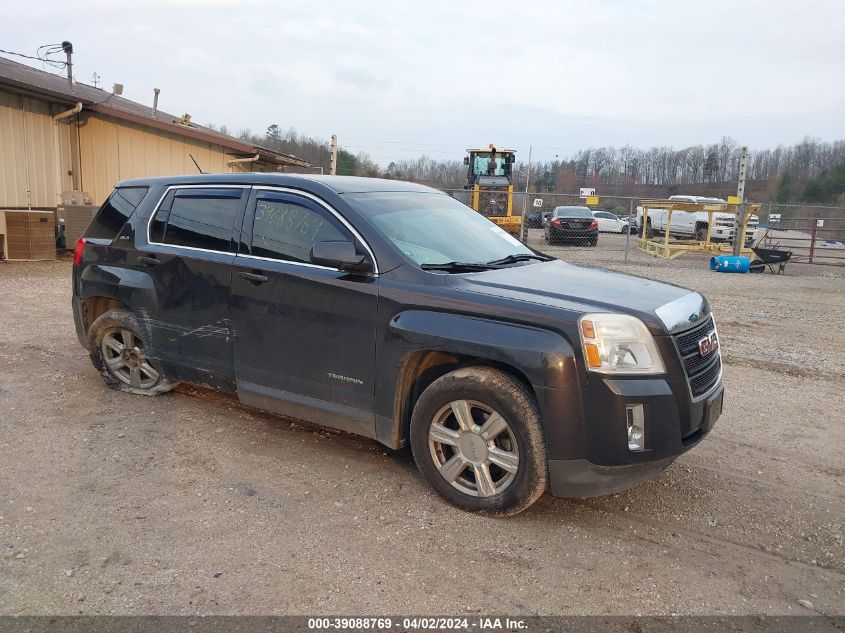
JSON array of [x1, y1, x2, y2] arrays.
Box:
[[421, 261, 501, 272], [485, 253, 554, 266]]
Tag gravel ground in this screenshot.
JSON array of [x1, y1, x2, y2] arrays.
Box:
[[0, 246, 842, 616]]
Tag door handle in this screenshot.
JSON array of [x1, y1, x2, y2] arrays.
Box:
[[138, 255, 159, 267], [239, 271, 269, 284]]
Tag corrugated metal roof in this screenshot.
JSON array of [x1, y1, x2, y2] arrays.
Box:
[[0, 55, 309, 168]]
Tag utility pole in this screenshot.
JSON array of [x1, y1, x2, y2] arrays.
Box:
[[520, 145, 532, 243], [733, 145, 748, 256], [330, 134, 337, 176]]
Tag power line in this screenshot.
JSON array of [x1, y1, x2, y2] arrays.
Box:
[[0, 44, 67, 69]]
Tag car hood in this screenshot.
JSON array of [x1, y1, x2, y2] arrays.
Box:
[[445, 260, 708, 334]]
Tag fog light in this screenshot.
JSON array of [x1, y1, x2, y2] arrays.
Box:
[[626, 404, 645, 451]]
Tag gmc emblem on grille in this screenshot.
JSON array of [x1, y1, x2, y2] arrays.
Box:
[[698, 331, 719, 357]]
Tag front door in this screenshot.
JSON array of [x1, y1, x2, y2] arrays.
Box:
[[229, 188, 379, 437]]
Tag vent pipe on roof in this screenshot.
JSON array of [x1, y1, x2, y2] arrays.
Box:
[[152, 88, 160, 116], [61, 41, 73, 90]]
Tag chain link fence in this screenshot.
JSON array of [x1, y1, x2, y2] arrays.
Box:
[[442, 188, 845, 268], [755, 202, 845, 266]]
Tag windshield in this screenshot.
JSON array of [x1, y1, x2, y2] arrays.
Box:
[[554, 206, 593, 218], [345, 192, 533, 267], [471, 153, 511, 177]]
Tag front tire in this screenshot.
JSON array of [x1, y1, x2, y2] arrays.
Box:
[[87, 308, 176, 396], [410, 367, 547, 516]]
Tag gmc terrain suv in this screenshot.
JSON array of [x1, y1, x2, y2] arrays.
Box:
[[72, 175, 723, 515]]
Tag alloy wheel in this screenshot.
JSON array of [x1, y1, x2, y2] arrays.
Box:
[[427, 399, 519, 497], [101, 329, 160, 390]]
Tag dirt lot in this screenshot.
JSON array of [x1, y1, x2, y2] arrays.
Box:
[[1, 239, 843, 616]]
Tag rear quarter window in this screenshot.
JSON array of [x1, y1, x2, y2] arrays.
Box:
[[84, 187, 149, 239]]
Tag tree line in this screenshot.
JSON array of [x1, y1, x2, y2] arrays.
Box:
[[208, 122, 845, 204]]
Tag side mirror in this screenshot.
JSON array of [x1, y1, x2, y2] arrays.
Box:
[[463, 156, 469, 165], [310, 240, 370, 273]]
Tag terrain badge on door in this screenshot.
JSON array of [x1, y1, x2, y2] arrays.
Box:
[[327, 372, 364, 385]]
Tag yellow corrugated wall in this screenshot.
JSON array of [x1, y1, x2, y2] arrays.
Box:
[[78, 112, 231, 203], [0, 90, 59, 209]]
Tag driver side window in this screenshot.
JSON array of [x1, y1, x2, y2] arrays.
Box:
[[248, 192, 349, 264]]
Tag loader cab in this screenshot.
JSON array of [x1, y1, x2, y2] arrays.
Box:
[[464, 146, 515, 187]]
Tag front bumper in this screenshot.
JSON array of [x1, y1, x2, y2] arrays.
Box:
[[713, 226, 757, 241], [548, 455, 676, 497], [545, 372, 723, 498]]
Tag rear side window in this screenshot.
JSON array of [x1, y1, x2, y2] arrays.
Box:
[[84, 187, 149, 239], [149, 188, 244, 253]]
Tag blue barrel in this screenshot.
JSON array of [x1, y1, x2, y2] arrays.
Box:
[[710, 255, 750, 273]]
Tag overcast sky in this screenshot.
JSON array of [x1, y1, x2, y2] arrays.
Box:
[[2, 0, 843, 164]]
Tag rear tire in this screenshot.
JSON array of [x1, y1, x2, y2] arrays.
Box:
[[410, 367, 547, 516], [695, 224, 709, 241], [87, 308, 176, 396]]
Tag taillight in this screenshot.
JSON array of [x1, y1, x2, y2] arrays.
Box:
[[590, 219, 598, 228], [551, 218, 562, 228], [73, 237, 87, 266]]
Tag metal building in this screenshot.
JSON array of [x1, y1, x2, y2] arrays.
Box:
[[0, 56, 309, 260]]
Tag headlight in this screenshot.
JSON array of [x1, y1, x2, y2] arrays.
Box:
[[578, 313, 665, 375]]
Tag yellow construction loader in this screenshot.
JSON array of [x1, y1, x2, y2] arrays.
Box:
[[463, 145, 521, 236]]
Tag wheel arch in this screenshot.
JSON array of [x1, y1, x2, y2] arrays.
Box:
[[82, 296, 128, 333], [375, 310, 578, 450], [78, 264, 159, 341], [391, 350, 537, 451]]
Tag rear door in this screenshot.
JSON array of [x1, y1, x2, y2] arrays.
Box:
[[229, 188, 379, 437], [138, 185, 248, 387]]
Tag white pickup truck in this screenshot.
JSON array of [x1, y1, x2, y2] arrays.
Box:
[[637, 195, 757, 243]]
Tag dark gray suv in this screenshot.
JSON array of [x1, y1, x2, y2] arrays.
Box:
[[72, 174, 723, 515]]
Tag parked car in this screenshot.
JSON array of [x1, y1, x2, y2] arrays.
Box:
[[72, 175, 723, 516], [592, 210, 629, 233], [625, 216, 639, 235], [525, 210, 544, 229], [545, 206, 599, 246]]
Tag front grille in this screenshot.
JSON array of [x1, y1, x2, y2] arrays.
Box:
[[675, 317, 713, 355], [673, 316, 721, 398]]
